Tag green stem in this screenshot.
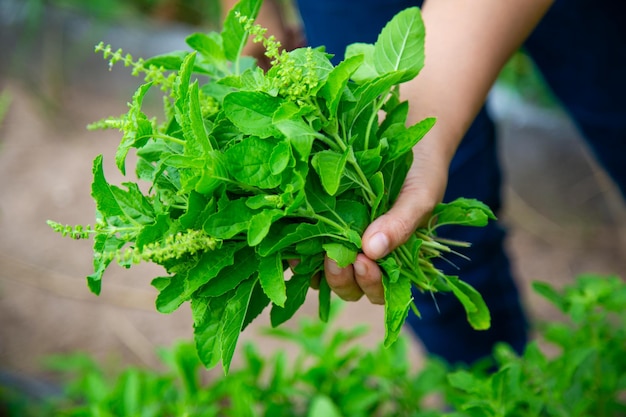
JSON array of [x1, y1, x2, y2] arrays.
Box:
[[144, 133, 185, 146]]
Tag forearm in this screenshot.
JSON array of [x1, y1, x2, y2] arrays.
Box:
[[403, 0, 554, 162]]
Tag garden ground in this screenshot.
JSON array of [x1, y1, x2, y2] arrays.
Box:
[[1, 7, 625, 392]]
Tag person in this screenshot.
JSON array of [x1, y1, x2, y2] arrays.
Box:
[[221, 0, 626, 366]]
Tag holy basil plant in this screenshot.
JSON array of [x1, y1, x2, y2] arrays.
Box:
[[48, 0, 495, 372]]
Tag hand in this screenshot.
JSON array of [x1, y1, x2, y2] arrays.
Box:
[[323, 129, 451, 305]]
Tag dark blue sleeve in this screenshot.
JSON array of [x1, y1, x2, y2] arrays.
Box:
[[296, 0, 419, 64]]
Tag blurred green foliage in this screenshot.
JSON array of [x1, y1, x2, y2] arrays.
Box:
[[2, 274, 625, 416]]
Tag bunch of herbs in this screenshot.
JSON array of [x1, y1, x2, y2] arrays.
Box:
[[48, 0, 494, 372]]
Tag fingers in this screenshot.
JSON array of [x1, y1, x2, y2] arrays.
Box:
[[362, 142, 450, 260], [323, 132, 452, 306], [324, 254, 384, 305]]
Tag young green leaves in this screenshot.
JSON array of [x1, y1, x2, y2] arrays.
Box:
[[49, 0, 495, 372]]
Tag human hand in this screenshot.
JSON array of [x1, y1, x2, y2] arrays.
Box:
[[323, 130, 451, 305]]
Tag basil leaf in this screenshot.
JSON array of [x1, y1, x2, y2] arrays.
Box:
[[270, 274, 310, 327], [258, 251, 287, 307], [374, 7, 425, 83]]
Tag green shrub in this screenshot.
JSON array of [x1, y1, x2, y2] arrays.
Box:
[[3, 274, 625, 416]]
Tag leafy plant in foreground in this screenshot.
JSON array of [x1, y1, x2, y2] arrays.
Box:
[[445, 274, 626, 416], [12, 275, 626, 416], [48, 0, 495, 372]]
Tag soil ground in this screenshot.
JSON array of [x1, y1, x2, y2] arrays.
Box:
[[1, 6, 625, 391]]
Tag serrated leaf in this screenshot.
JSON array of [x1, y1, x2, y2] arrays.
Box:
[[351, 71, 405, 127], [274, 117, 318, 161], [242, 279, 271, 330], [115, 83, 153, 174]]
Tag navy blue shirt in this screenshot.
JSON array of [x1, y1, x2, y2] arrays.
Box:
[[296, 0, 418, 64]]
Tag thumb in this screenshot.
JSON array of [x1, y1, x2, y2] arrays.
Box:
[[361, 195, 435, 260], [361, 148, 449, 260]]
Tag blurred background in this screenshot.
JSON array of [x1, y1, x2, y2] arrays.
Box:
[[1, 0, 624, 402]]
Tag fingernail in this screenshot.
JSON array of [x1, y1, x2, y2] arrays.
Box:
[[353, 259, 366, 277], [368, 232, 390, 258], [326, 259, 342, 275]]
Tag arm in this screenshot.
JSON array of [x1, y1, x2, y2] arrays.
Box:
[[325, 0, 554, 304]]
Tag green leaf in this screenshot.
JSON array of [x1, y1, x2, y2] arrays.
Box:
[[221, 276, 258, 373], [193, 294, 228, 369], [275, 118, 319, 161], [447, 370, 483, 394], [344, 43, 377, 84], [185, 32, 229, 74], [248, 209, 284, 246], [115, 83, 153, 175], [446, 275, 491, 330], [258, 221, 337, 257], [187, 81, 215, 153], [87, 233, 126, 295], [225, 136, 284, 189], [383, 117, 436, 162], [308, 395, 342, 417], [242, 279, 271, 330], [382, 268, 412, 347], [270, 274, 310, 327], [109, 182, 155, 225], [532, 281, 567, 313], [135, 214, 171, 249], [323, 242, 357, 268], [374, 7, 425, 83], [318, 277, 332, 323], [258, 252, 287, 307], [142, 50, 188, 71], [91, 155, 125, 219], [334, 199, 369, 235], [351, 71, 405, 128], [155, 243, 240, 313], [221, 0, 263, 63], [319, 54, 364, 117], [204, 198, 255, 239], [311, 150, 348, 196], [197, 246, 258, 298], [223, 91, 283, 138], [432, 198, 497, 228], [381, 151, 413, 208]]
